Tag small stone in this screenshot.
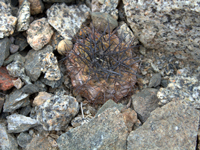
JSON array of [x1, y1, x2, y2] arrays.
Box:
[[40, 75, 63, 88], [12, 78, 24, 89], [0, 123, 18, 150], [36, 94, 79, 131], [17, 0, 30, 32], [71, 115, 93, 128], [43, 0, 74, 3], [0, 2, 17, 38], [49, 31, 64, 50], [10, 44, 19, 53], [148, 73, 161, 88], [0, 67, 16, 91], [91, 12, 118, 32], [132, 88, 159, 123], [33, 91, 52, 107], [47, 3, 90, 39], [19, 104, 32, 116], [7, 113, 39, 133], [14, 33, 28, 51], [21, 84, 39, 94], [19, 0, 44, 15], [17, 132, 32, 148], [57, 107, 128, 149], [0, 37, 11, 67], [0, 97, 4, 112], [127, 100, 200, 150], [57, 39, 73, 55], [27, 18, 54, 50]]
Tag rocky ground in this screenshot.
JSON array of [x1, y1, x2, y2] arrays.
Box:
[[0, 0, 200, 150]]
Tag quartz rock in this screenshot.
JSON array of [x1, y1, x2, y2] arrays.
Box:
[[27, 18, 54, 50], [0, 123, 18, 150], [92, 0, 119, 20], [7, 113, 39, 133], [47, 3, 90, 39], [12, 78, 24, 89], [127, 100, 200, 150], [0, 2, 17, 38], [0, 38, 11, 67], [17, 0, 30, 32], [36, 93, 79, 131], [123, 0, 200, 60], [57, 107, 128, 149]]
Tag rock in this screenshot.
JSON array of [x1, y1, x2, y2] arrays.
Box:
[[10, 44, 19, 53], [27, 18, 54, 50], [25, 134, 55, 150], [57, 39, 73, 55], [12, 77, 24, 89], [71, 115, 93, 128], [95, 99, 124, 116], [43, 0, 74, 3], [117, 21, 139, 46], [33, 92, 52, 107], [91, 0, 119, 20], [36, 94, 79, 131], [47, 3, 90, 39], [57, 107, 128, 149], [17, 132, 32, 148], [0, 123, 18, 150], [25, 45, 61, 81], [127, 100, 200, 150], [157, 68, 200, 108], [148, 73, 161, 88], [19, 0, 44, 15], [0, 38, 11, 67], [49, 31, 64, 50], [34, 80, 47, 92], [121, 108, 138, 132], [132, 88, 159, 123], [91, 12, 118, 32], [21, 84, 39, 94], [40, 75, 63, 88], [14, 33, 28, 51], [17, 0, 30, 32], [0, 2, 17, 38], [0, 67, 16, 91], [19, 104, 32, 116], [7, 113, 39, 133], [3, 89, 30, 112], [0, 97, 4, 112], [123, 0, 200, 60]]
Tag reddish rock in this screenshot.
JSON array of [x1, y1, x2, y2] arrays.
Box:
[[0, 67, 16, 91]]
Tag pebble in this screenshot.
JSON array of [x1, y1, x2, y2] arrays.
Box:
[[10, 43, 19, 53], [17, 132, 32, 148], [0, 38, 11, 67], [12, 77, 24, 89], [57, 39, 73, 55]]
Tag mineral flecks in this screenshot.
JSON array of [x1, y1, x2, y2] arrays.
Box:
[[123, 0, 200, 61], [47, 3, 90, 39], [0, 2, 17, 38], [27, 18, 54, 50]]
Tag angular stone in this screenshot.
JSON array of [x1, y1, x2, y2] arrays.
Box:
[[47, 3, 90, 39], [27, 18, 54, 50], [36, 94, 79, 131], [17, 132, 32, 148], [132, 88, 159, 123], [21, 84, 39, 94], [17, 0, 30, 32], [57, 107, 128, 149], [10, 44, 19, 53], [0, 97, 4, 112], [148, 73, 161, 88], [19, 0, 44, 15], [33, 91, 52, 106], [0, 67, 16, 91], [0, 38, 11, 67], [0, 2, 17, 38], [3, 89, 30, 112], [92, 0, 119, 20], [0, 123, 18, 150], [123, 0, 200, 60], [127, 100, 200, 150], [14, 33, 28, 51], [7, 113, 39, 133], [12, 77, 24, 89], [43, 0, 74, 2]]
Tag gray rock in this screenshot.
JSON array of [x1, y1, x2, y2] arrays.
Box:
[[132, 88, 159, 123], [3, 89, 30, 112], [57, 107, 128, 150], [43, 0, 74, 2], [123, 0, 200, 60], [92, 0, 119, 20], [21, 84, 39, 94], [40, 75, 63, 88], [36, 94, 79, 131], [148, 73, 161, 88], [0, 97, 4, 112], [127, 100, 200, 150], [0, 123, 18, 150], [91, 12, 118, 32], [47, 3, 90, 39], [95, 99, 124, 117], [7, 113, 39, 133], [17, 0, 30, 32], [34, 80, 47, 92], [0, 38, 11, 67], [10, 44, 19, 53], [17, 132, 32, 148], [14, 33, 28, 51], [0, 1, 17, 38], [19, 104, 32, 116]]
